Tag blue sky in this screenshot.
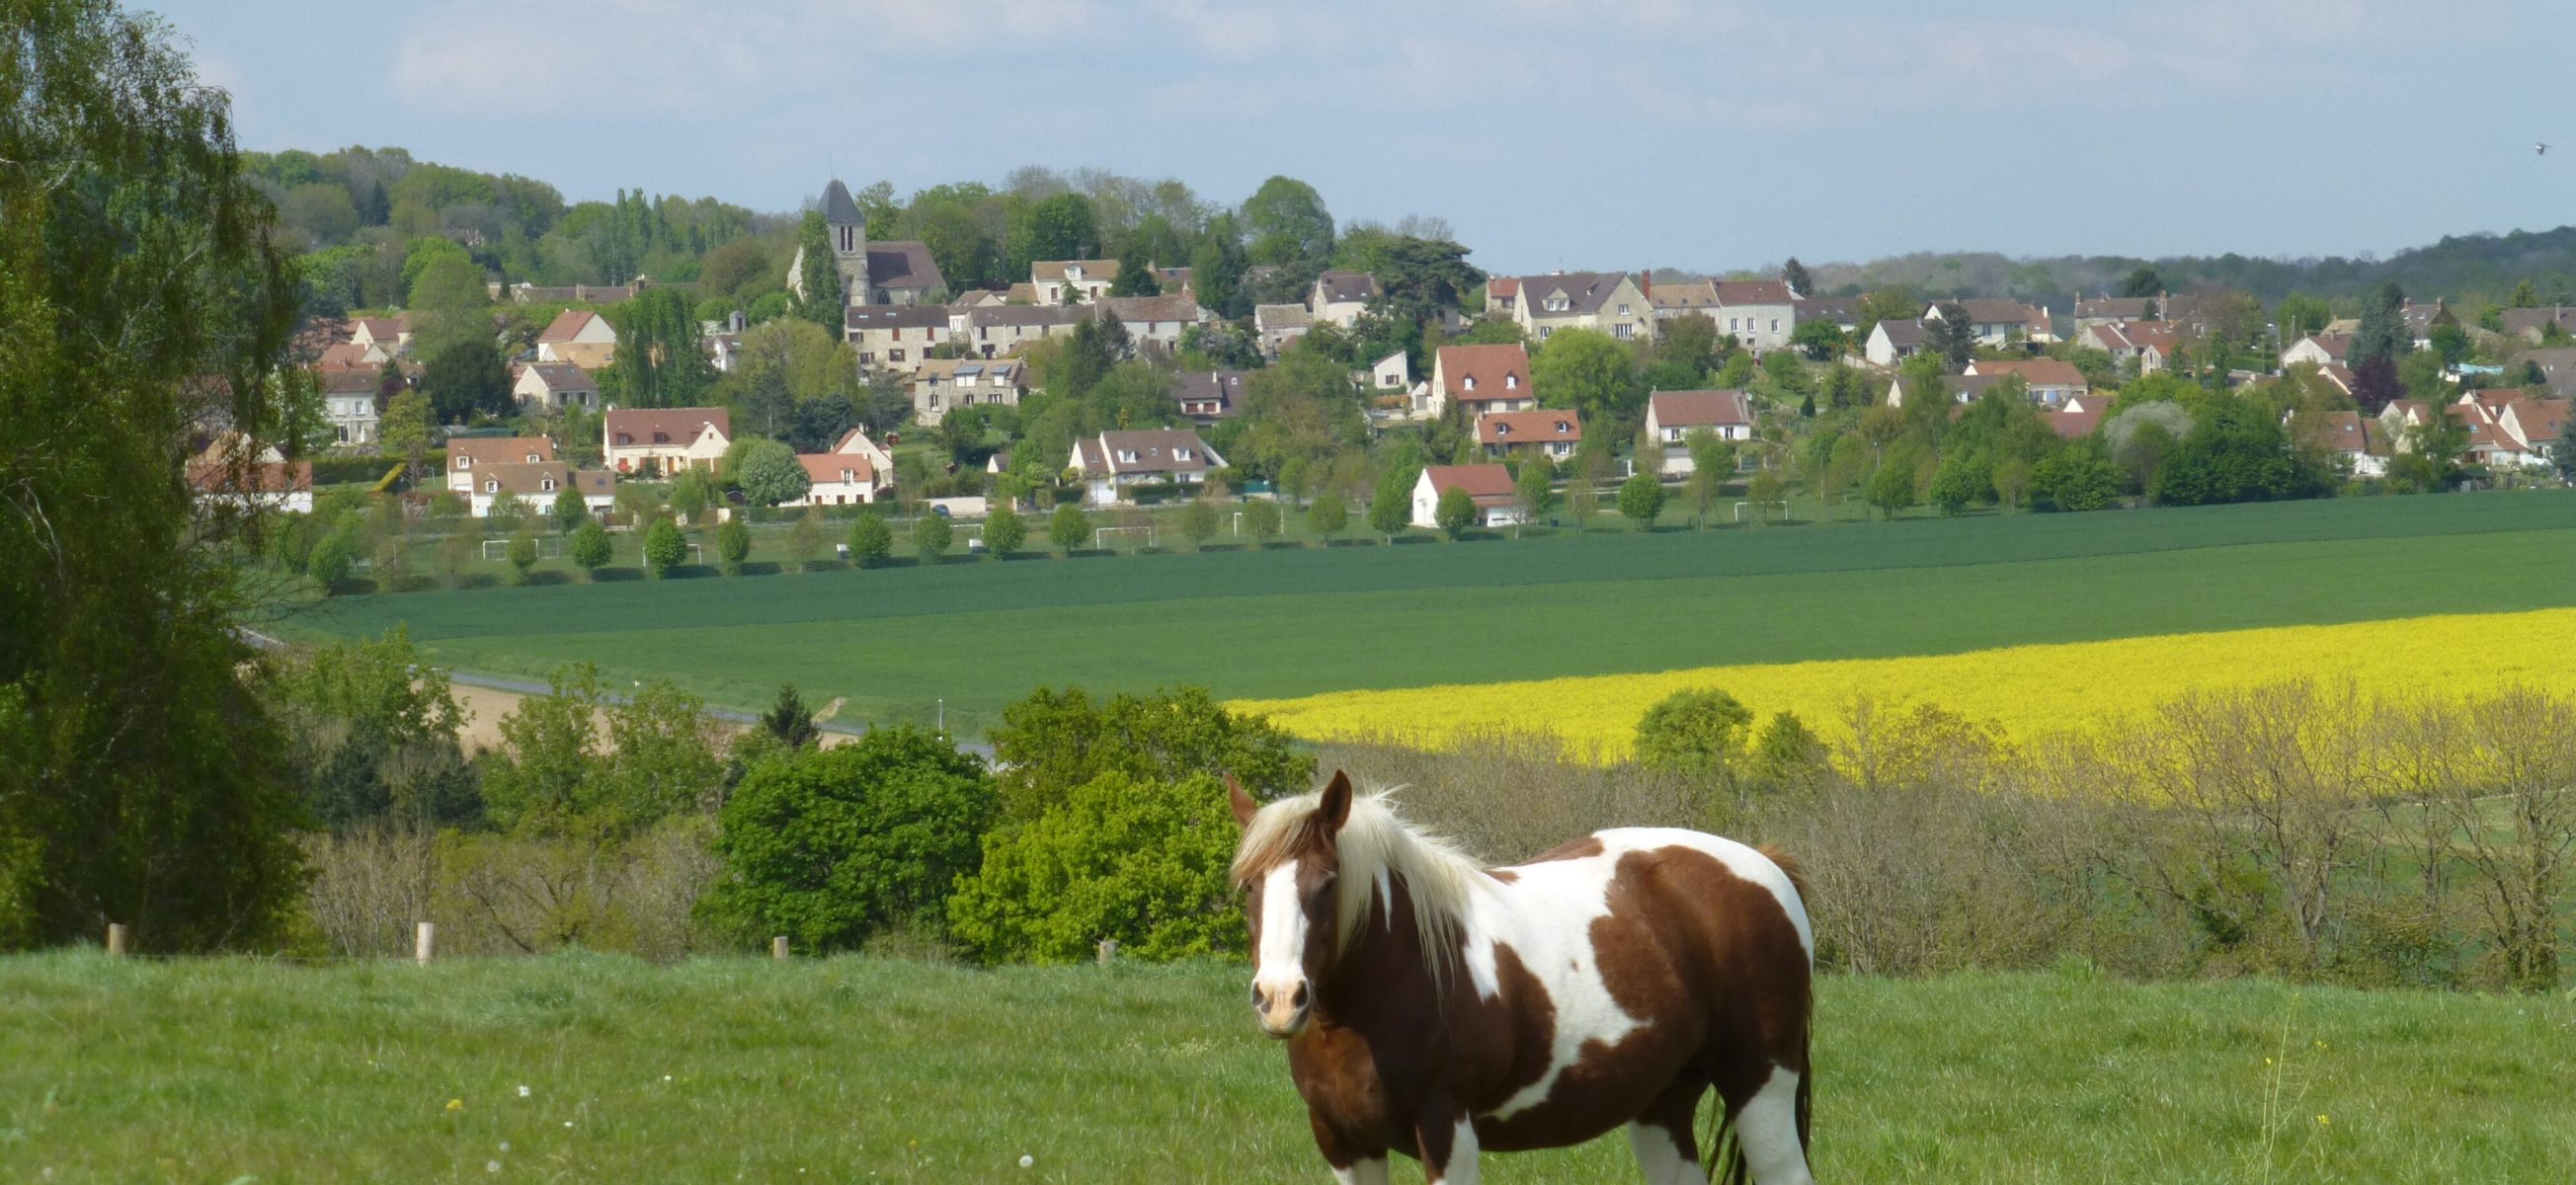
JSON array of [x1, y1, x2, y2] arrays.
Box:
[[150, 0, 2576, 275]]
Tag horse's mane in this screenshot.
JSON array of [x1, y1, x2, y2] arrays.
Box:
[[1233, 786, 1481, 990]]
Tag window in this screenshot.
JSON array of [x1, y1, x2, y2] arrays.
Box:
[[859, 353, 875, 363], [1176, 448, 1194, 461], [1615, 323, 1636, 340], [483, 479, 497, 493], [1116, 449, 1138, 463], [890, 349, 907, 362], [1464, 375, 1478, 391], [1617, 304, 1631, 316], [1547, 297, 1569, 312], [1770, 319, 1781, 332], [541, 478, 556, 492], [1506, 374, 1519, 389]]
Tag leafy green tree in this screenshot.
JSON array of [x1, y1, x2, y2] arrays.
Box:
[[2349, 282, 2409, 374], [606, 287, 715, 409], [1531, 328, 1640, 424], [2150, 395, 2328, 506], [2428, 316, 2470, 367], [2118, 267, 2164, 299], [785, 509, 826, 570], [505, 530, 538, 585], [1242, 176, 1335, 268], [420, 337, 512, 424], [1306, 495, 1348, 541], [915, 512, 953, 562], [1927, 450, 1990, 515], [642, 517, 686, 577], [1866, 457, 1918, 518], [985, 685, 1312, 824], [760, 683, 820, 750], [1515, 457, 1556, 526], [1111, 244, 1162, 297], [272, 626, 478, 831], [2028, 447, 2124, 512], [1790, 319, 1846, 361], [1178, 499, 1219, 549], [569, 517, 613, 578], [1244, 499, 1283, 544], [1684, 438, 1728, 526], [381, 387, 434, 479], [984, 504, 1027, 557], [1781, 257, 1812, 297], [734, 438, 812, 507], [1010, 193, 1103, 277], [1616, 471, 1666, 529], [2387, 411, 2472, 494], [307, 520, 361, 591], [548, 486, 588, 531], [793, 210, 845, 338], [947, 770, 1242, 964], [476, 665, 604, 837], [715, 516, 751, 574], [705, 729, 994, 951], [1434, 485, 1476, 538], [846, 512, 893, 567], [2276, 292, 2332, 340], [1368, 463, 1418, 540], [1745, 711, 1827, 795], [1925, 303, 1977, 370], [1049, 503, 1091, 555], [1634, 688, 1753, 787]]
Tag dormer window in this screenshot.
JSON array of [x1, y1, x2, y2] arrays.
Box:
[[1116, 449, 1139, 463], [1176, 447, 1194, 461], [483, 479, 498, 493], [1546, 296, 1569, 312], [1506, 374, 1519, 389], [541, 478, 556, 492], [457, 456, 472, 468]]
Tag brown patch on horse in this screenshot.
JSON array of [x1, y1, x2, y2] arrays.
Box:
[[1522, 834, 1605, 863]]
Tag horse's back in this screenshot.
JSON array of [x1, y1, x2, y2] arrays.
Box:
[[1535, 828, 1811, 955]]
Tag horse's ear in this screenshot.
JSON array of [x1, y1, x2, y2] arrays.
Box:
[[1226, 774, 1258, 829], [1318, 770, 1353, 831]]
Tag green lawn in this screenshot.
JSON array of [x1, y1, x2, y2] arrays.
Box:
[[0, 954, 2567, 1182], [286, 491, 2576, 733]]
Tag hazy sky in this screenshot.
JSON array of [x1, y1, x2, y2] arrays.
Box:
[[150, 0, 2576, 275]]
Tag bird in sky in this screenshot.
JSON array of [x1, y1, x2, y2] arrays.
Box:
[[2537, 142, 2550, 155]]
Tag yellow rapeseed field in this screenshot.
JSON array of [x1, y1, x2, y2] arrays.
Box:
[[1233, 607, 2576, 760]]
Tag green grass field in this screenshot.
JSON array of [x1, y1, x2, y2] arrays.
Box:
[[287, 491, 2576, 732], [2, 954, 2567, 1182]]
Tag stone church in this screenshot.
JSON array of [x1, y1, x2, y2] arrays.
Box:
[[785, 179, 947, 306]]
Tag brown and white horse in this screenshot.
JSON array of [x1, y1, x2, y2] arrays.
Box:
[[1229, 771, 1815, 1185]]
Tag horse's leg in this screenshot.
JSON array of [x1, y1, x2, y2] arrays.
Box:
[[1625, 1078, 1706, 1185], [1309, 1113, 1387, 1185], [1328, 1157, 1389, 1185], [1414, 1102, 1481, 1185], [1731, 1065, 1812, 1185]]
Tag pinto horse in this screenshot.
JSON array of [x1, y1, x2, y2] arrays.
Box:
[[1229, 771, 1815, 1185]]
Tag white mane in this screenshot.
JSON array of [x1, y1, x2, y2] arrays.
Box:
[[1233, 786, 1482, 988]]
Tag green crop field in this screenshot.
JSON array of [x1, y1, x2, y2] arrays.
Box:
[[1, 954, 2567, 1182], [286, 492, 2576, 733]]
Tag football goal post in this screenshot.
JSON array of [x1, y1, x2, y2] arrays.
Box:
[[1732, 501, 1792, 524], [1094, 525, 1157, 551], [481, 536, 566, 561]]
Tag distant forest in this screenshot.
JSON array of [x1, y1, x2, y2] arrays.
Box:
[[246, 144, 2576, 320]]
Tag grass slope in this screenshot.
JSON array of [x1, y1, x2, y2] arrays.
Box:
[[289, 492, 2576, 731], [1, 954, 2568, 1182]]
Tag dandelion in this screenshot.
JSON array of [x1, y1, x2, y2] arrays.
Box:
[[498, 1143, 510, 1153], [517, 1084, 530, 1098], [2264, 1057, 2274, 1066], [563, 1121, 575, 1129], [446, 1099, 464, 1112], [2316, 1114, 2330, 1127], [1018, 1154, 1035, 1169], [486, 1160, 501, 1174]]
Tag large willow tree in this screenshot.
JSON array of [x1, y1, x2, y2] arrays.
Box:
[[0, 0, 311, 949]]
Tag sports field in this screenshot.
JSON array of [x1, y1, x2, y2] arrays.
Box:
[[289, 492, 2576, 735], [1, 953, 2566, 1182]]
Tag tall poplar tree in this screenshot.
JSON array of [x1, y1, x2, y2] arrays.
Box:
[[794, 209, 845, 338]]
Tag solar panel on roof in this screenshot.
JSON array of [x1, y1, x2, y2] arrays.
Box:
[[954, 363, 983, 377]]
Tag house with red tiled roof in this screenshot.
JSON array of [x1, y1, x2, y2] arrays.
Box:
[[2288, 409, 2388, 479], [603, 408, 728, 477], [1477, 408, 1582, 461], [445, 435, 556, 495], [786, 453, 886, 507], [2281, 333, 2351, 370], [536, 309, 617, 368], [1430, 344, 1534, 417], [1069, 429, 1226, 506], [2043, 393, 2114, 441], [1644, 390, 1756, 474], [464, 462, 615, 518], [1410, 464, 1521, 529], [188, 453, 313, 514], [1963, 357, 2090, 405]]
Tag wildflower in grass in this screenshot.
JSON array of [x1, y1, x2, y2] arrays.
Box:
[[1019, 1154, 1035, 1169], [516, 1085, 530, 1098], [446, 1099, 464, 1112], [486, 1160, 501, 1173], [2316, 1115, 2330, 1127]]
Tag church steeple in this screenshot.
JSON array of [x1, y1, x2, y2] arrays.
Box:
[[820, 178, 870, 302]]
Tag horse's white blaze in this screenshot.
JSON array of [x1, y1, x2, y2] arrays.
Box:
[[1734, 1066, 1811, 1185], [1625, 1122, 1697, 1185], [1253, 860, 1309, 1023]]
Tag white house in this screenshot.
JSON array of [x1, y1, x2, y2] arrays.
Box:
[[513, 361, 599, 412], [845, 304, 955, 374], [1173, 371, 1248, 422], [534, 309, 617, 367], [349, 315, 412, 356], [2288, 409, 2388, 479], [319, 367, 382, 446], [2280, 333, 2352, 370], [188, 451, 314, 514], [1410, 464, 1521, 529], [1863, 319, 1927, 367], [1926, 299, 2052, 347], [1309, 270, 1379, 328], [786, 453, 887, 507], [1477, 409, 1582, 461], [603, 408, 730, 477], [465, 462, 615, 518], [445, 435, 557, 495], [1031, 260, 1118, 305], [1254, 303, 1314, 356], [1429, 344, 1534, 418], [913, 357, 1027, 426], [1096, 294, 1206, 355], [1069, 428, 1226, 506], [961, 304, 1085, 358], [1713, 279, 1799, 353], [1644, 389, 1756, 474], [1370, 351, 1412, 394], [1489, 271, 1655, 344]]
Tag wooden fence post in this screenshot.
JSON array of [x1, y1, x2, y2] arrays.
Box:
[[771, 936, 790, 960], [105, 923, 127, 957], [415, 921, 436, 966]]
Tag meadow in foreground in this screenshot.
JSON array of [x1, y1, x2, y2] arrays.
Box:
[[2, 953, 2569, 1182], [1242, 607, 2576, 758]]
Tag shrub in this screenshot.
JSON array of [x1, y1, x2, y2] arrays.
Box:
[[306, 521, 360, 591], [1634, 687, 1753, 786], [549, 487, 588, 531], [1434, 484, 1476, 538], [703, 727, 994, 952], [846, 511, 893, 567], [1306, 496, 1347, 541], [1616, 472, 1666, 528], [715, 517, 750, 575], [946, 771, 1242, 964], [504, 531, 538, 585], [1245, 499, 1282, 543], [641, 518, 686, 577], [987, 685, 1312, 823], [1049, 503, 1089, 555], [1177, 499, 1219, 548], [914, 512, 952, 562], [569, 518, 612, 578], [984, 504, 1027, 556]]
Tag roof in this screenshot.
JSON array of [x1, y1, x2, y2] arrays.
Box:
[[1098, 293, 1203, 323], [1313, 270, 1379, 305], [538, 309, 605, 343], [969, 304, 1086, 329], [2498, 307, 2576, 337], [320, 367, 383, 396], [446, 435, 556, 466], [1649, 389, 1755, 429], [1420, 464, 1516, 506], [1254, 303, 1313, 330], [469, 462, 613, 500], [1476, 409, 1582, 446], [2290, 410, 2379, 456], [314, 342, 380, 368], [1714, 279, 1797, 306], [865, 241, 944, 292], [1072, 429, 1224, 477], [845, 304, 953, 331], [915, 356, 1026, 383], [1488, 277, 1520, 299], [1172, 371, 1248, 413], [604, 407, 730, 447], [1436, 344, 1532, 400], [2075, 295, 2157, 320], [821, 179, 864, 226], [1507, 272, 1635, 318], [2293, 333, 2353, 360], [1967, 357, 2087, 387], [2506, 397, 2571, 444], [351, 316, 404, 341], [188, 458, 311, 496], [2043, 406, 2105, 439], [524, 361, 597, 391], [1648, 280, 1718, 312], [798, 453, 877, 485], [1032, 260, 1119, 282], [1943, 299, 2047, 327], [1874, 319, 1927, 347], [1795, 295, 1862, 323]]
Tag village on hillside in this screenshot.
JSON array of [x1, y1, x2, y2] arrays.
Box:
[[201, 165, 2576, 576]]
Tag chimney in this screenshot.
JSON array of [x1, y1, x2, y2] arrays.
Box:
[[1641, 269, 1652, 299]]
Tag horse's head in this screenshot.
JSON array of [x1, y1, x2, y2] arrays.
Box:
[[1228, 769, 1355, 1039]]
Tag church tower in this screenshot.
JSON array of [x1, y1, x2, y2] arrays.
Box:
[[820, 178, 872, 303]]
